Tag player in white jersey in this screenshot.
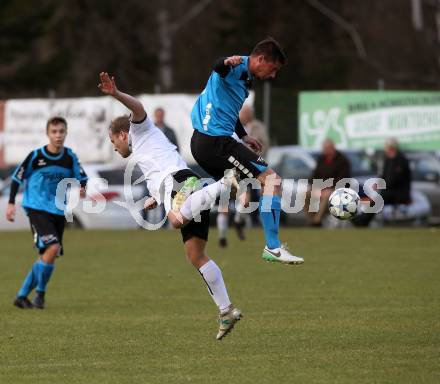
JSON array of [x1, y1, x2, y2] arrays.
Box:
[[98, 72, 241, 340]]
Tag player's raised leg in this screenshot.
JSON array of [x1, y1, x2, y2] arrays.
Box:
[[169, 169, 237, 227]]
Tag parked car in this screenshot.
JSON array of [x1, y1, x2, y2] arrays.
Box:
[[266, 146, 434, 227], [0, 163, 147, 230], [406, 152, 440, 224]]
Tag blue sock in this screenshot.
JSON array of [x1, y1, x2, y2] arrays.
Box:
[[17, 261, 39, 298], [259, 195, 281, 249], [36, 261, 55, 293]]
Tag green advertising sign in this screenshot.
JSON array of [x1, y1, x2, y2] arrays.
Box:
[[299, 91, 440, 150]]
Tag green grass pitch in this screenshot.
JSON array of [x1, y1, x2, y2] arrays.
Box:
[[0, 228, 439, 383]]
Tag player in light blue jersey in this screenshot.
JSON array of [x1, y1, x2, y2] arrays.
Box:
[[191, 37, 304, 265], [6, 117, 88, 309]]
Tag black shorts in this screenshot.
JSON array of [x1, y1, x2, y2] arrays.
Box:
[[27, 209, 66, 255], [172, 169, 210, 243], [191, 129, 269, 181]]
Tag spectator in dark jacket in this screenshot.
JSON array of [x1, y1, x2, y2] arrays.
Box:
[[352, 138, 412, 227], [154, 107, 180, 152], [381, 138, 411, 204], [311, 139, 351, 183], [306, 139, 351, 226]]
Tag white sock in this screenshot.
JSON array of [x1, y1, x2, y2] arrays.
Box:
[[198, 260, 231, 313], [217, 212, 228, 239], [234, 202, 245, 224], [180, 180, 226, 221]]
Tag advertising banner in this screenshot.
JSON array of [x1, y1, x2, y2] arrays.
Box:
[[4, 97, 114, 164], [3, 92, 254, 165], [299, 91, 440, 150]]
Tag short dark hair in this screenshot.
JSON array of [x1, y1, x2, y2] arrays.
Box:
[[46, 116, 67, 132], [110, 115, 130, 134], [251, 37, 287, 65]]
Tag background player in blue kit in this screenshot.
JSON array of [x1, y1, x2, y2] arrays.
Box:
[[6, 117, 88, 309], [191, 37, 304, 265]]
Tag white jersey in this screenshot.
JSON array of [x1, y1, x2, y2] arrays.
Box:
[[129, 116, 188, 207]]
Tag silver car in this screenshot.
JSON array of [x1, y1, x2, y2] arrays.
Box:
[[406, 152, 440, 224], [267, 146, 432, 226]]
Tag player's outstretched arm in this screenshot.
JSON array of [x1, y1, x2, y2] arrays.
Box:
[[98, 72, 146, 122]]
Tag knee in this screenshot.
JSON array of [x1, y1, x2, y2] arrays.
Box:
[[185, 248, 205, 264], [170, 217, 182, 229], [42, 244, 60, 263], [47, 243, 60, 255], [168, 214, 184, 229], [184, 243, 209, 268], [185, 248, 194, 261]]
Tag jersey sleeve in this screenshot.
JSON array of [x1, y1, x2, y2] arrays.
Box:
[[8, 179, 20, 204], [212, 57, 230, 78], [130, 114, 150, 134], [69, 150, 88, 187], [129, 114, 156, 143], [11, 151, 35, 185]]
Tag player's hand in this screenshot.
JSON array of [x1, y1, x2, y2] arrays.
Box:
[[224, 56, 243, 67], [144, 196, 158, 211], [242, 135, 263, 154], [79, 187, 87, 199], [6, 203, 16, 222], [98, 72, 118, 96]]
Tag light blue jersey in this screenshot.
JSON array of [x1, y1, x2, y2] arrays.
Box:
[[191, 56, 253, 136], [12, 146, 88, 216]]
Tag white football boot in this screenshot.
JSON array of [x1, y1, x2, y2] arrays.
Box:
[[262, 243, 304, 265], [216, 305, 242, 340]]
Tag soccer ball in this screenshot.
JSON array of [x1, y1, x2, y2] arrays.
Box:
[[328, 188, 360, 220]]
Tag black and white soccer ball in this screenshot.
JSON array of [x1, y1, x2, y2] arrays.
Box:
[[328, 188, 360, 220]]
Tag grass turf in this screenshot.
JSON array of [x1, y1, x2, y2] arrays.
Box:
[[0, 228, 439, 383]]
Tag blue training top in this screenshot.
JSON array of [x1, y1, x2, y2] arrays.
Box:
[[11, 146, 88, 216], [191, 56, 253, 137]]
